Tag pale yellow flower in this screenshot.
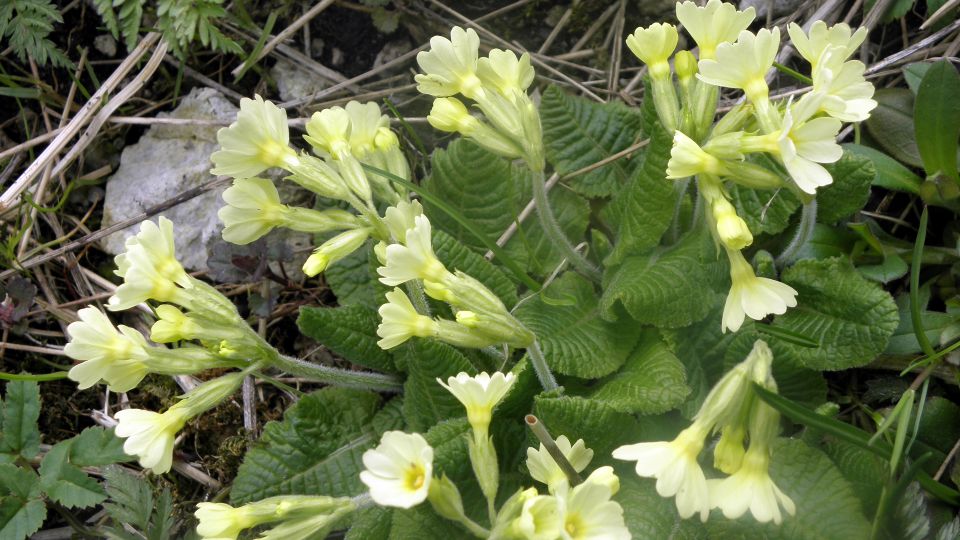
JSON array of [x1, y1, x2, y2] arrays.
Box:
[[114, 407, 190, 474], [526, 435, 594, 493], [556, 479, 631, 540], [711, 197, 753, 250], [698, 28, 780, 102], [613, 423, 711, 521], [722, 249, 798, 332], [802, 46, 876, 122], [626, 23, 679, 77], [676, 0, 756, 60], [211, 95, 298, 178], [515, 494, 564, 540], [415, 27, 483, 99], [65, 307, 150, 392], [787, 21, 867, 71], [109, 217, 192, 312], [383, 199, 424, 242], [376, 288, 439, 349], [477, 49, 535, 96], [437, 371, 515, 435], [360, 431, 433, 508], [666, 131, 727, 178], [377, 215, 451, 286], [195, 502, 255, 540], [777, 105, 843, 194], [304, 106, 352, 160]]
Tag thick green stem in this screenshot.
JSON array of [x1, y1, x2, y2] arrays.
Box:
[[272, 354, 403, 392], [776, 199, 817, 266], [530, 169, 601, 282], [526, 339, 558, 392]]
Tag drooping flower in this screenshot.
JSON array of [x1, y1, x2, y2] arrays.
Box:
[[427, 97, 524, 160], [377, 215, 451, 286], [114, 407, 191, 474], [515, 494, 564, 540], [711, 197, 753, 250], [437, 371, 516, 435], [383, 199, 424, 242], [211, 95, 298, 178], [722, 249, 798, 332], [676, 0, 756, 60], [698, 28, 780, 103], [376, 288, 439, 349], [613, 423, 712, 521], [526, 435, 595, 493], [360, 431, 434, 508], [65, 307, 150, 392], [415, 27, 483, 99], [626, 23, 679, 77], [195, 502, 255, 540], [776, 105, 843, 194], [787, 21, 867, 71]]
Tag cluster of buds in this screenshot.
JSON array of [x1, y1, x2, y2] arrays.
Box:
[[356, 371, 630, 539], [614, 340, 795, 524], [628, 0, 875, 332], [65, 218, 274, 473], [417, 27, 545, 172], [195, 495, 357, 540], [374, 201, 534, 350], [211, 96, 413, 276]]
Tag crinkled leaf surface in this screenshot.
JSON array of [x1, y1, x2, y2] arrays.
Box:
[[401, 340, 475, 432], [298, 304, 397, 373], [590, 330, 690, 414], [0, 381, 40, 459]]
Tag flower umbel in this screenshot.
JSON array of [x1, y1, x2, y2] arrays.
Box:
[[360, 431, 434, 508], [65, 307, 149, 392], [676, 0, 756, 60], [376, 288, 439, 349], [211, 95, 298, 178], [526, 435, 595, 493]]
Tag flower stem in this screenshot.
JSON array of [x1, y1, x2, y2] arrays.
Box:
[[530, 169, 601, 282], [456, 515, 490, 538], [525, 414, 582, 487], [776, 199, 817, 266], [272, 353, 403, 392], [526, 339, 558, 392]]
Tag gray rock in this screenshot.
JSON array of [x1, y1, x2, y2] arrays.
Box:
[[94, 34, 117, 57], [272, 59, 326, 103], [101, 88, 236, 272]]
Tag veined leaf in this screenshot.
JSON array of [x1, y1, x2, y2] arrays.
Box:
[[773, 257, 899, 370], [515, 272, 641, 378], [401, 341, 474, 432], [297, 304, 397, 373], [231, 389, 403, 504], [843, 143, 922, 195], [325, 242, 383, 310], [729, 183, 800, 236], [601, 229, 726, 329], [0, 381, 40, 459], [533, 394, 643, 461], [423, 139, 525, 252], [503, 182, 591, 278], [433, 229, 518, 307], [539, 85, 645, 197], [39, 442, 106, 509], [0, 464, 45, 540], [590, 330, 690, 414], [817, 153, 876, 224], [866, 88, 923, 168], [722, 328, 827, 408]]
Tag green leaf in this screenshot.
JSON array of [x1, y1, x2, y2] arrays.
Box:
[[515, 273, 641, 378], [68, 427, 132, 466], [0, 464, 44, 540], [433, 229, 518, 307], [345, 507, 392, 540], [503, 183, 591, 278], [818, 439, 888, 517], [601, 123, 678, 264], [601, 229, 726, 329], [618, 474, 703, 539], [843, 143, 923, 195], [325, 242, 383, 310], [102, 465, 153, 530], [231, 388, 403, 504], [904, 62, 933, 94], [0, 381, 40, 459], [704, 439, 872, 539], [915, 397, 960, 454], [817, 153, 875, 224], [773, 257, 899, 370], [539, 85, 645, 197], [401, 341, 474, 432], [914, 60, 960, 182], [533, 394, 643, 461], [729, 183, 800, 236], [297, 305, 397, 373], [590, 330, 690, 414], [423, 139, 525, 252], [39, 442, 106, 509], [866, 88, 924, 168]]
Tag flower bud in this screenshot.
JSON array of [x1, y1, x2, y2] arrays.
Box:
[[427, 475, 466, 523], [711, 198, 753, 250], [713, 424, 747, 474], [674, 50, 698, 82], [303, 228, 371, 277]]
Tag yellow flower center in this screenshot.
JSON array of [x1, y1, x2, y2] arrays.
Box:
[[404, 463, 426, 491], [565, 515, 582, 538], [258, 140, 294, 168]]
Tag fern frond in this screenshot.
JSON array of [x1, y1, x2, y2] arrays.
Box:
[[0, 0, 73, 68], [156, 0, 242, 57]]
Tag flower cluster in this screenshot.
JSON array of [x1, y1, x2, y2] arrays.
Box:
[[628, 0, 875, 332], [357, 371, 630, 539], [195, 495, 356, 540], [211, 96, 413, 276], [65, 218, 280, 473], [374, 202, 534, 350], [416, 27, 545, 171], [614, 340, 795, 524]]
